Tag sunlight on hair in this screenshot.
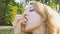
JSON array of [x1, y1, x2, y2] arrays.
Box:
[[53, 15, 60, 28], [47, 6, 60, 28]]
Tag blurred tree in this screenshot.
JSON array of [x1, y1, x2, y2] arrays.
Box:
[[0, 0, 24, 26], [35, 0, 40, 1], [0, 0, 10, 25], [16, 3, 24, 14], [24, 0, 60, 11], [48, 0, 60, 11], [6, 1, 17, 25]]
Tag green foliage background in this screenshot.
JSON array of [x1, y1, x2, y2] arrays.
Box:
[[0, 0, 24, 25]]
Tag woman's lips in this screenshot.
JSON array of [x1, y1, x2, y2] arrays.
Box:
[[24, 16, 28, 21]]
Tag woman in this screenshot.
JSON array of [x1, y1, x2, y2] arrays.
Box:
[[12, 1, 60, 34]]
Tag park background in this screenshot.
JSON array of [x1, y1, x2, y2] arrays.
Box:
[[0, 0, 60, 34]]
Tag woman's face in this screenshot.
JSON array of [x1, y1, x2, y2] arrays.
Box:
[[24, 5, 43, 32]]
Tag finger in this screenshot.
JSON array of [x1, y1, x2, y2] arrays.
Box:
[[14, 22, 22, 34], [12, 15, 22, 25]]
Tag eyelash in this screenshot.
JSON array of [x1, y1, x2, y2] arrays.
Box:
[[30, 10, 34, 12], [30, 10, 32, 12]]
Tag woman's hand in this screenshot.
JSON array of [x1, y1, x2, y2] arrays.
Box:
[[12, 14, 26, 34]]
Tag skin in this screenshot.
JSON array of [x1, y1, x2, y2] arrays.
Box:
[[12, 15, 22, 34]]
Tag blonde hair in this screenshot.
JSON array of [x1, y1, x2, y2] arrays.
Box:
[[29, 1, 57, 34]]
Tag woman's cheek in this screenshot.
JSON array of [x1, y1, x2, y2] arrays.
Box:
[[24, 16, 41, 31]]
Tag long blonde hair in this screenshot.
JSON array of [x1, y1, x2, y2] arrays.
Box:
[[29, 1, 58, 34]]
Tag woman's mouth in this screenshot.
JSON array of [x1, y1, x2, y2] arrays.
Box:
[[24, 16, 28, 21], [21, 16, 28, 27]]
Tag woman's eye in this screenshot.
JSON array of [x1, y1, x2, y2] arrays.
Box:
[[29, 6, 35, 12], [30, 10, 35, 12]]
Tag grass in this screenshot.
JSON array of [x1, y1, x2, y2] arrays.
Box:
[[0, 26, 14, 34]]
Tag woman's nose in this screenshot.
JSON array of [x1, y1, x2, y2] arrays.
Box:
[[23, 14, 27, 17]]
